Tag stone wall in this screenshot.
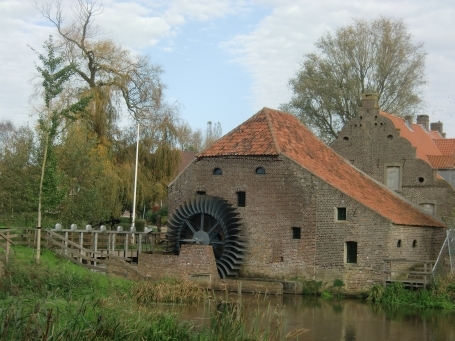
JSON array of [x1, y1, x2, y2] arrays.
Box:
[[331, 96, 455, 223], [168, 154, 446, 291], [138, 244, 219, 284]]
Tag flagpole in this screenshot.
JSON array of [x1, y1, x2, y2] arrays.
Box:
[[132, 123, 139, 231]]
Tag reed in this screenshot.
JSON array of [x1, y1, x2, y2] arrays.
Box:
[[132, 278, 206, 304]]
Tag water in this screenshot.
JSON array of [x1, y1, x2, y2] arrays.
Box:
[[159, 293, 455, 340]]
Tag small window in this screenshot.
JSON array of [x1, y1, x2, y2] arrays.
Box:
[[346, 241, 357, 264], [292, 227, 301, 239], [336, 207, 347, 221], [196, 191, 206, 195], [418, 177, 425, 183], [213, 168, 222, 175], [343, 136, 349, 141], [412, 240, 417, 248], [387, 134, 393, 140], [419, 203, 435, 216], [237, 191, 246, 207], [255, 167, 265, 174], [397, 239, 402, 247], [386, 166, 401, 190]]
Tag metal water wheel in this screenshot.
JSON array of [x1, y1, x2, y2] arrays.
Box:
[[166, 195, 246, 278]]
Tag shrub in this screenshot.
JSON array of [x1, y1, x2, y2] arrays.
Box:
[[300, 280, 322, 295]]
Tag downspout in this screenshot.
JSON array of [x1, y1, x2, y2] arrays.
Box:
[[313, 183, 317, 280]]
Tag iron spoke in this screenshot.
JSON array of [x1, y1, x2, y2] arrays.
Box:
[[183, 219, 197, 234], [208, 221, 220, 235], [200, 213, 205, 231]]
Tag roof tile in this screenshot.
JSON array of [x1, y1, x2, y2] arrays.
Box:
[[200, 108, 444, 228], [379, 112, 442, 163], [434, 139, 455, 155]]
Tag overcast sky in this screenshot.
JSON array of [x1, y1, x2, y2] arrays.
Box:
[[1, 0, 454, 138]]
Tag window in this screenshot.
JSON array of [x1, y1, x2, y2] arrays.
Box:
[[346, 242, 357, 264], [412, 240, 417, 248], [237, 191, 246, 207], [397, 239, 402, 247], [292, 227, 301, 239], [255, 167, 265, 174], [213, 167, 222, 175], [386, 166, 401, 190], [419, 203, 435, 216], [336, 207, 347, 221], [196, 191, 206, 195]]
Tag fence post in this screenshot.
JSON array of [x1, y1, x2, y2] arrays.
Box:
[[138, 233, 142, 260], [5, 231, 10, 263], [94, 232, 98, 267], [64, 231, 68, 256], [112, 233, 116, 256], [79, 232, 84, 263], [124, 233, 129, 259]]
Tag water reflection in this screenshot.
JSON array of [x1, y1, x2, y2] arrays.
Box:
[[157, 293, 455, 341]]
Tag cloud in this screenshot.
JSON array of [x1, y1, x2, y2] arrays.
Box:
[[223, 0, 455, 136]]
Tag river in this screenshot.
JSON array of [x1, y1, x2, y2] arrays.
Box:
[[159, 293, 455, 340]]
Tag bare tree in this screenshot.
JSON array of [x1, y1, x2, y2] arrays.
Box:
[[37, 0, 168, 144], [203, 121, 222, 149], [283, 16, 427, 142]]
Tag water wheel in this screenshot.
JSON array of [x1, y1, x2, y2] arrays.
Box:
[[166, 195, 246, 278]]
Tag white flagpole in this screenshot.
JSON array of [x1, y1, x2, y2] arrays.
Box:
[[132, 123, 140, 231]]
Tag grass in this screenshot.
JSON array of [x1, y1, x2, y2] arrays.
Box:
[[367, 279, 455, 309], [0, 246, 298, 340]]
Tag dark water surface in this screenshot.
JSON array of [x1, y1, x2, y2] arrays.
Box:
[[159, 293, 455, 340]]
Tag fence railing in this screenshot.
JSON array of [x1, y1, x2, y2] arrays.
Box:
[[383, 258, 435, 288], [0, 227, 167, 279]]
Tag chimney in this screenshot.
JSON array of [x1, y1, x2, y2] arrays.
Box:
[[416, 115, 429, 130], [404, 115, 413, 128], [361, 93, 379, 110], [431, 121, 445, 138]]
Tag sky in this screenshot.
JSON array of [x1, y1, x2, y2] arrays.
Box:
[[1, 0, 455, 138]]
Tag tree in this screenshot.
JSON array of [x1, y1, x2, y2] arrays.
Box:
[[32, 35, 78, 263], [283, 16, 427, 142], [175, 122, 203, 152], [203, 121, 222, 149], [37, 0, 181, 225], [38, 0, 169, 146], [0, 124, 39, 225]]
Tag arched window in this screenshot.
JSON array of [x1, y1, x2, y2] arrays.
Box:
[[397, 239, 402, 247], [412, 240, 417, 248], [213, 167, 222, 175], [255, 167, 265, 174]]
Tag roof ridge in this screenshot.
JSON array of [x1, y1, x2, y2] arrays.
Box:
[[264, 108, 282, 154]]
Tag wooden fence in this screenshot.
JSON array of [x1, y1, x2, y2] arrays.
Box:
[[383, 258, 435, 288], [0, 227, 167, 279]]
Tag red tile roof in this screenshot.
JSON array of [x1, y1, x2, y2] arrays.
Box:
[[199, 112, 279, 156], [427, 155, 455, 169], [379, 112, 442, 163], [434, 139, 455, 155], [200, 108, 444, 228]]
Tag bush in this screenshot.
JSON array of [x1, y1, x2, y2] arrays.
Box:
[[300, 280, 323, 295], [135, 219, 146, 232]]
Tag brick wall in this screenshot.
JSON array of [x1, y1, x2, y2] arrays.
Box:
[[168, 154, 445, 291], [138, 244, 219, 282], [331, 101, 455, 223]]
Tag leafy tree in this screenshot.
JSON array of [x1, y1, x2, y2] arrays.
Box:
[[283, 16, 427, 142], [0, 124, 39, 225], [56, 123, 121, 225], [31, 35, 77, 236]]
